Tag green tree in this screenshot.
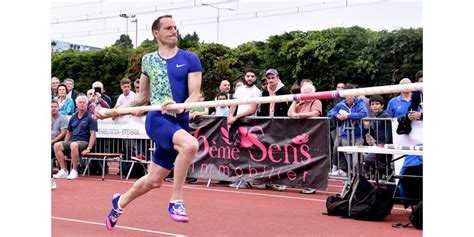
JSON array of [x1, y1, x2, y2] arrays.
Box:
[[178, 31, 200, 50], [114, 34, 133, 49], [194, 43, 237, 99]]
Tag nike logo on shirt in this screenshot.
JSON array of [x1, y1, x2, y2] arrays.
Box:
[[176, 64, 186, 68]]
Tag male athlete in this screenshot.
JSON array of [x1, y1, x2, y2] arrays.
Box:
[[99, 15, 202, 230]]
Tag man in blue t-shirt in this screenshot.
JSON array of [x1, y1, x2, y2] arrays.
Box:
[[387, 78, 412, 118], [53, 95, 98, 180], [99, 15, 202, 230]]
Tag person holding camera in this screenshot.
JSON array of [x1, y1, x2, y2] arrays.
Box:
[[92, 81, 112, 106], [86, 88, 110, 113]]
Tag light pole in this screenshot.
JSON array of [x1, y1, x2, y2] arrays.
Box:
[[202, 3, 234, 43], [130, 18, 138, 48], [119, 13, 135, 36]]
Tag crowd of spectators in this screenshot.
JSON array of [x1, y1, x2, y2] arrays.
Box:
[[51, 69, 423, 194]]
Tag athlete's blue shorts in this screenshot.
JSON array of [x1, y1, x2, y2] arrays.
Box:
[[145, 111, 189, 170]]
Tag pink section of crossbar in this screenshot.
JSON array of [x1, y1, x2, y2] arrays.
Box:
[[298, 91, 339, 101]]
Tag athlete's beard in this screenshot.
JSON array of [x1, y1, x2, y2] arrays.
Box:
[[245, 80, 255, 87]]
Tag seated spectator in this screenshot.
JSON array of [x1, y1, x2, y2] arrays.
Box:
[[57, 84, 75, 115], [53, 94, 98, 180], [51, 100, 68, 156], [214, 92, 230, 116], [64, 78, 80, 108], [51, 77, 60, 99], [92, 81, 112, 106], [189, 91, 209, 120], [51, 99, 68, 190], [86, 89, 110, 113]]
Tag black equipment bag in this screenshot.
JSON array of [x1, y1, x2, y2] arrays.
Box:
[[409, 201, 423, 230], [325, 175, 393, 221]]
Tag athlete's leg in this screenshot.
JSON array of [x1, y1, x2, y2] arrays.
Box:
[[119, 162, 171, 208], [106, 162, 171, 230], [170, 129, 199, 201]]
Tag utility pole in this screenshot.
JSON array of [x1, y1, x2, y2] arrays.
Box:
[[202, 3, 234, 43], [119, 13, 136, 36], [131, 18, 138, 48]]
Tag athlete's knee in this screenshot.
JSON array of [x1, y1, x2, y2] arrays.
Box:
[[181, 139, 198, 155], [145, 176, 163, 189]]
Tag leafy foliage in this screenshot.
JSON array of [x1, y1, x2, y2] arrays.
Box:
[[51, 27, 422, 103], [113, 34, 133, 49]]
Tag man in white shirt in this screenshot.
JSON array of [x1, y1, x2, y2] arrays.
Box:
[[227, 68, 262, 123], [114, 77, 136, 108], [226, 68, 262, 189]]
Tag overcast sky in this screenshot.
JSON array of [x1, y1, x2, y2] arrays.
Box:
[[51, 0, 422, 49]]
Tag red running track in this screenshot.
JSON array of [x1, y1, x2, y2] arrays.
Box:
[[52, 174, 422, 237]]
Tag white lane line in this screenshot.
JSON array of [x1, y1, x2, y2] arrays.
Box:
[[52, 216, 186, 236], [79, 177, 410, 211]]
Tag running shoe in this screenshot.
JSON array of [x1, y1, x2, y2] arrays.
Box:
[[168, 200, 189, 223], [106, 193, 123, 230]]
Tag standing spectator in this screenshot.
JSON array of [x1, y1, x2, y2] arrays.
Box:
[[254, 68, 290, 189], [286, 83, 323, 194], [387, 78, 412, 118], [56, 84, 75, 115], [228, 69, 261, 121], [114, 77, 136, 108], [300, 79, 313, 86], [257, 69, 291, 117], [329, 81, 346, 176], [290, 83, 301, 94], [134, 79, 141, 93], [63, 78, 80, 104], [53, 94, 98, 180], [51, 77, 60, 99], [327, 84, 368, 176], [408, 70, 423, 121], [92, 81, 112, 106], [260, 77, 268, 93], [232, 79, 244, 94], [362, 95, 393, 175], [218, 80, 232, 99], [353, 84, 373, 118], [288, 83, 322, 119], [227, 68, 262, 189], [214, 92, 230, 116], [210, 80, 232, 115], [86, 89, 110, 113]]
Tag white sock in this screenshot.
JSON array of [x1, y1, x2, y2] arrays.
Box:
[[117, 195, 124, 210]]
